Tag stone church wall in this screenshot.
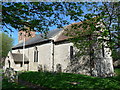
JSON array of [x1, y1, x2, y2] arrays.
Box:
[[54, 42, 73, 72]]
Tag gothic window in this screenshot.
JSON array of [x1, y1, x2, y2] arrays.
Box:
[[8, 60, 10, 68], [34, 47, 38, 62], [102, 44, 105, 57], [70, 46, 73, 59], [20, 62, 22, 67]]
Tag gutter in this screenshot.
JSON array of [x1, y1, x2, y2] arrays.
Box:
[[51, 40, 54, 72], [12, 39, 51, 50]]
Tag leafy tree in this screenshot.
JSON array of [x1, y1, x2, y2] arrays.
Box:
[[2, 2, 119, 76], [2, 2, 119, 50], [2, 2, 84, 34], [0, 32, 13, 59], [64, 2, 120, 59], [65, 2, 119, 76], [103, 2, 120, 60]]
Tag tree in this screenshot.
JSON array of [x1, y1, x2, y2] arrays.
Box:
[[96, 2, 120, 61], [2, 2, 84, 35], [0, 32, 13, 59], [63, 2, 120, 76], [64, 17, 104, 76], [2, 2, 119, 50]]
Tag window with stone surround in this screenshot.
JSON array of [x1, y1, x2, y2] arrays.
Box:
[[70, 46, 73, 59], [102, 44, 105, 57], [8, 60, 10, 68], [34, 47, 38, 62]]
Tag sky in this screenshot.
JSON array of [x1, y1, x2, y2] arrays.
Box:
[[8, 18, 77, 46], [2, 2, 102, 46]]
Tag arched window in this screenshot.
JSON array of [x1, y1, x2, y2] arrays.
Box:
[[8, 60, 10, 68], [34, 47, 38, 62], [70, 46, 73, 59], [102, 44, 105, 57]]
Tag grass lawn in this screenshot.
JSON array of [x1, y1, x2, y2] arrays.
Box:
[[0, 69, 2, 90], [115, 68, 120, 76], [2, 78, 28, 89], [2, 68, 120, 89], [1, 69, 30, 89], [18, 68, 120, 89]]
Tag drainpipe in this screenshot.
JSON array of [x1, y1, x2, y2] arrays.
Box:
[[51, 40, 54, 72], [22, 33, 25, 69]]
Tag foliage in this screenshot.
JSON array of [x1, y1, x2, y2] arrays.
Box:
[[0, 32, 13, 58], [114, 68, 120, 76], [63, 2, 120, 71], [112, 50, 120, 60], [101, 2, 120, 59], [2, 2, 84, 34], [19, 69, 120, 89], [2, 2, 120, 77], [2, 2, 119, 54], [65, 2, 120, 55]]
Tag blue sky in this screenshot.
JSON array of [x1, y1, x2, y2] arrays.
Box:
[[3, 2, 102, 46], [7, 19, 77, 46]]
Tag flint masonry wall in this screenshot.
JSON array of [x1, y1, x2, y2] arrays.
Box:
[[4, 52, 28, 71], [37, 42, 53, 71], [11, 42, 53, 71], [9, 39, 114, 77], [54, 42, 73, 72]]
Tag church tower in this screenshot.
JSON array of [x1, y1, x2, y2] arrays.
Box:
[[18, 27, 36, 43]]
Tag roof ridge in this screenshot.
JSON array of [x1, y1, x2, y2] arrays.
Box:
[[12, 28, 63, 49]]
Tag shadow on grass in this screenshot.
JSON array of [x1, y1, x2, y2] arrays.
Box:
[[2, 78, 31, 90], [18, 69, 120, 89]]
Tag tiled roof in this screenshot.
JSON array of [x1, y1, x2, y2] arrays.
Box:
[[12, 17, 99, 49], [55, 33, 69, 42], [55, 22, 83, 42], [12, 53, 29, 62], [12, 28, 63, 49]]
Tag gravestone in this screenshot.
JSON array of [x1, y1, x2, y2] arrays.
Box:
[[56, 64, 62, 73], [38, 64, 43, 72], [4, 68, 18, 83]]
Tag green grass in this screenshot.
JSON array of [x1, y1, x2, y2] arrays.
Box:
[[19, 68, 120, 89], [2, 78, 29, 89], [115, 68, 120, 76], [2, 68, 120, 89]]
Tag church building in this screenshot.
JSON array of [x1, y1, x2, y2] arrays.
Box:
[[4, 22, 114, 77]]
